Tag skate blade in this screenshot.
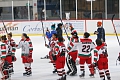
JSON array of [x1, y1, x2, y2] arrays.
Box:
[[79, 76, 85, 79], [26, 74, 32, 77]]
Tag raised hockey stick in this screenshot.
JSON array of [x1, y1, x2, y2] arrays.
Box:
[[101, 13, 104, 42], [59, 15, 69, 37], [0, 16, 8, 34], [40, 9, 46, 44], [111, 14, 120, 46]]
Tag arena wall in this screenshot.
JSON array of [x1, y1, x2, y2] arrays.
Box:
[[0, 20, 120, 36]]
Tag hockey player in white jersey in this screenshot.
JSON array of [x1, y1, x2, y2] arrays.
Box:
[[77, 32, 95, 78], [16, 33, 33, 77], [66, 30, 79, 76]]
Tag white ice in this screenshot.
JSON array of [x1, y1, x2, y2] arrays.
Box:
[[2, 35, 120, 80]]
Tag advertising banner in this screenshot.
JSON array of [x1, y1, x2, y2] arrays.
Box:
[[0, 20, 119, 35]]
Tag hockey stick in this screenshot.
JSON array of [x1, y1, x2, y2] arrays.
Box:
[[40, 9, 46, 44], [101, 13, 104, 42], [0, 16, 8, 34], [59, 15, 69, 37], [111, 14, 120, 46]]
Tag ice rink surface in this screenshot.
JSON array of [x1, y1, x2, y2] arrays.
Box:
[[3, 35, 120, 80]]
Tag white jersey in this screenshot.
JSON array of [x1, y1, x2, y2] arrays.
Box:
[[67, 37, 79, 52], [77, 38, 95, 58], [17, 38, 33, 56]]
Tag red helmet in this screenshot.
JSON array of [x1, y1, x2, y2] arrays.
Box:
[[97, 21, 102, 26]]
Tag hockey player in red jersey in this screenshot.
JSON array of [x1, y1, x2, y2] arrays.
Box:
[[45, 33, 58, 73], [16, 33, 33, 76], [53, 37, 66, 80], [66, 30, 79, 76], [78, 32, 95, 78], [0, 35, 9, 80], [6, 32, 16, 75], [93, 39, 111, 80]]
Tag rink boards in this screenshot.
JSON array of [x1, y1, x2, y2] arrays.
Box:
[[0, 20, 120, 36]]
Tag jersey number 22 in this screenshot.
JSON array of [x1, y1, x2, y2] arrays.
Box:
[[82, 45, 90, 52]]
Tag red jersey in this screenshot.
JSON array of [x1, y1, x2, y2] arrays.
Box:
[[54, 42, 66, 57], [93, 43, 108, 63], [49, 38, 58, 50]]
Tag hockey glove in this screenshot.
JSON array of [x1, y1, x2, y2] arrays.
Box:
[[94, 31, 98, 34]]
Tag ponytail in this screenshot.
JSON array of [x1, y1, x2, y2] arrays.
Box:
[[23, 33, 29, 39]]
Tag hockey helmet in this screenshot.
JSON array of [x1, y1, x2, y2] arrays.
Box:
[[71, 31, 78, 36], [84, 32, 90, 38], [97, 21, 102, 27], [51, 24, 55, 30], [57, 23, 63, 28]]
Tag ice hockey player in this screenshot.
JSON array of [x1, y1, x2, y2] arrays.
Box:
[[0, 35, 9, 80], [78, 32, 95, 78], [93, 39, 111, 80], [6, 32, 16, 75], [16, 33, 33, 77], [41, 24, 57, 59], [56, 23, 63, 38], [94, 21, 105, 42], [53, 37, 66, 80], [66, 30, 79, 76], [45, 33, 58, 73], [46, 24, 57, 41]]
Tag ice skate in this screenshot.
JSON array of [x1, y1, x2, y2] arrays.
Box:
[[79, 71, 85, 78], [57, 77, 62, 80], [23, 72, 27, 76], [69, 71, 77, 76], [101, 77, 105, 80], [107, 77, 111, 80], [89, 74, 94, 78], [63, 75, 66, 80], [26, 73, 31, 77], [53, 69, 57, 73], [66, 71, 70, 75]]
